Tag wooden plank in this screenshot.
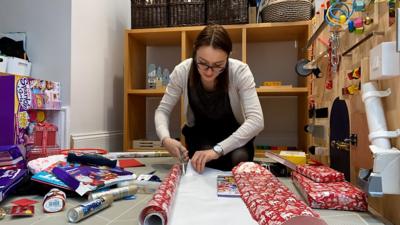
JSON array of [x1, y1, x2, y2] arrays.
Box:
[[128, 31, 181, 46], [307, 2, 400, 224], [181, 31, 191, 60], [242, 28, 247, 63], [131, 38, 146, 89], [256, 87, 308, 96], [246, 23, 309, 42], [127, 89, 166, 97], [126, 21, 310, 44], [298, 94, 308, 152], [126, 21, 310, 34], [349, 94, 373, 184]]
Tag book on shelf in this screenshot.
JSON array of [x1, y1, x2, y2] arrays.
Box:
[[217, 175, 240, 197]]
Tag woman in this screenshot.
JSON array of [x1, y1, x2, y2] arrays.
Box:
[[155, 24, 263, 173]]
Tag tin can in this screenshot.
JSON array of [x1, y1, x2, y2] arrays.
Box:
[[88, 185, 137, 201], [67, 194, 113, 223], [43, 188, 66, 213]]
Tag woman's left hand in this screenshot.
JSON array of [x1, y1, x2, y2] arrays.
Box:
[[191, 149, 220, 173]]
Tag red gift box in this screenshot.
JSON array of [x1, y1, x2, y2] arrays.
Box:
[[296, 164, 345, 183], [33, 122, 58, 148], [232, 162, 324, 225], [292, 171, 367, 211]]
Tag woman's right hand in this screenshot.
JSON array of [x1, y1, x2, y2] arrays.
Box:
[[162, 137, 189, 162]]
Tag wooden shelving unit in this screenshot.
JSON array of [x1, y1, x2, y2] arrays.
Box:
[[124, 21, 311, 151]]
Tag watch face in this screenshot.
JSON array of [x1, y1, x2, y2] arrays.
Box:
[[213, 145, 223, 154]]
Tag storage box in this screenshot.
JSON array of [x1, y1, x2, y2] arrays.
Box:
[[279, 150, 306, 165], [169, 0, 205, 26], [131, 0, 168, 28], [0, 75, 61, 146], [6, 57, 31, 76], [207, 0, 248, 25], [0, 56, 8, 73]]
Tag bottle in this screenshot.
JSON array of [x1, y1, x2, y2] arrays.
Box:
[[156, 66, 162, 89], [147, 64, 156, 89], [162, 68, 170, 87]]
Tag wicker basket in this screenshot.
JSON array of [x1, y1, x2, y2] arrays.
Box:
[[169, 0, 206, 26], [260, 0, 312, 23], [131, 0, 168, 28], [207, 0, 248, 25]]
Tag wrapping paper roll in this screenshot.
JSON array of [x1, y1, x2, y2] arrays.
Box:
[[292, 172, 367, 211], [296, 165, 345, 183], [232, 162, 327, 225], [139, 164, 181, 225]]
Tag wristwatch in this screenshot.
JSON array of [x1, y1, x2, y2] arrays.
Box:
[[213, 145, 224, 156]]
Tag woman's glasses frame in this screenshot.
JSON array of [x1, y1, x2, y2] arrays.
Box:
[[195, 59, 227, 74]]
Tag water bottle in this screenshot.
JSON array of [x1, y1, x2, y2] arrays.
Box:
[[147, 64, 156, 89]]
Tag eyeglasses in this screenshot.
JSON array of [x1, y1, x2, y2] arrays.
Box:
[[196, 60, 226, 74]]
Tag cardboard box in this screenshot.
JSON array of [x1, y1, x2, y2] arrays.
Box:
[[0, 56, 8, 73], [279, 150, 307, 165], [6, 57, 31, 76], [0, 75, 61, 146]]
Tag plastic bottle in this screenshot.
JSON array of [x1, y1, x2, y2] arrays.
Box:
[[147, 64, 156, 89], [162, 68, 170, 87]]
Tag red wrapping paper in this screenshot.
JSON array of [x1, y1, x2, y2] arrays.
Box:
[[292, 171, 367, 211], [296, 165, 345, 183], [139, 164, 181, 225], [232, 162, 325, 225]]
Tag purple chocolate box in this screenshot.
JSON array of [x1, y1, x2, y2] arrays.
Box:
[[0, 76, 15, 145], [0, 75, 61, 146]]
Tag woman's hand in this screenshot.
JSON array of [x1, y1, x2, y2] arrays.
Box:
[[162, 138, 189, 161], [191, 149, 220, 173]]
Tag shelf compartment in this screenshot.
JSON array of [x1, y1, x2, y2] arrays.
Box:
[[246, 21, 310, 42], [124, 94, 181, 149], [126, 29, 182, 46], [125, 31, 181, 90]]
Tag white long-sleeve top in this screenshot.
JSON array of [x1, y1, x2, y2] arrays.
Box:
[[154, 58, 264, 155]]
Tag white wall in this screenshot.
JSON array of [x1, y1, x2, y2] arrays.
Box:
[[0, 0, 71, 105], [70, 0, 130, 150]]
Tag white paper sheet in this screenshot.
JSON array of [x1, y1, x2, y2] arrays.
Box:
[[168, 162, 258, 225]]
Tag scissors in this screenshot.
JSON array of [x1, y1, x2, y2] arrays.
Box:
[[178, 145, 187, 175]]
